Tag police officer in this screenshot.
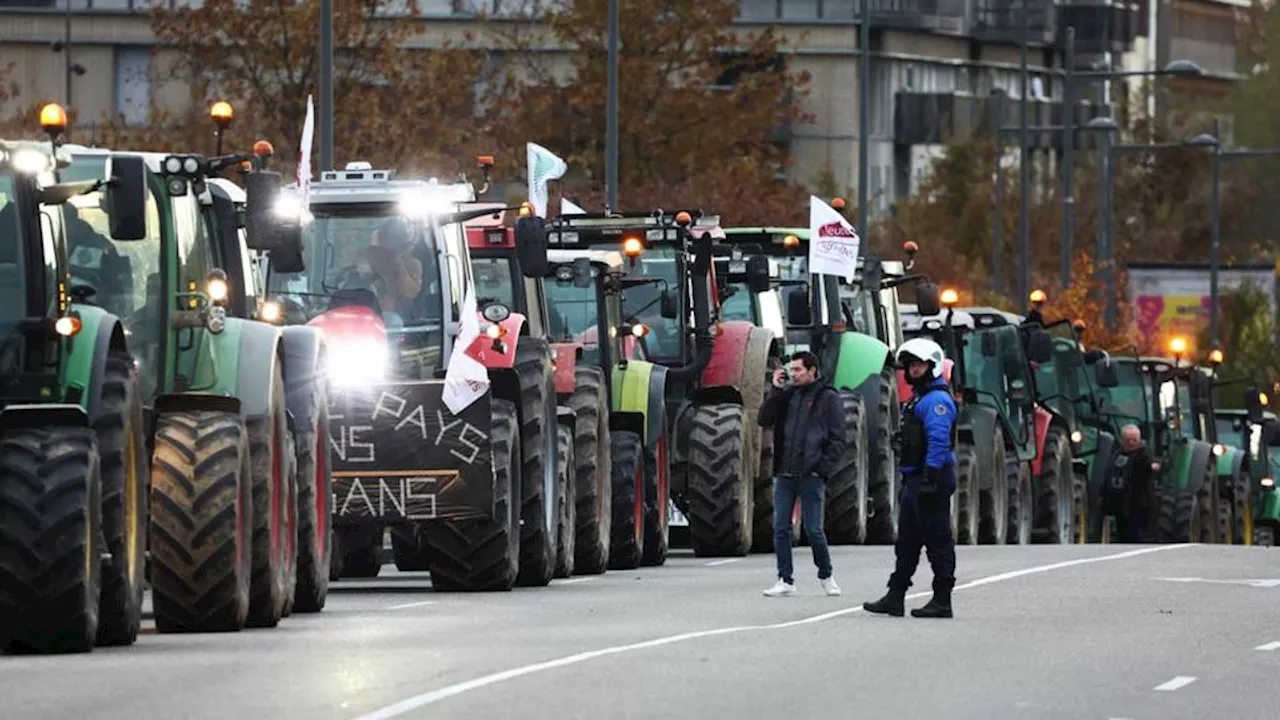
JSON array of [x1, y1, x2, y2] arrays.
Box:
[[863, 337, 958, 619]]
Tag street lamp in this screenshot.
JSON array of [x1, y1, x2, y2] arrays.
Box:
[[606, 0, 619, 211]]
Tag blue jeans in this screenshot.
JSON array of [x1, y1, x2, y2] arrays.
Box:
[[773, 474, 832, 583]]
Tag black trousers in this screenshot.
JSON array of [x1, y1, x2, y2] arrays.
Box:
[[889, 470, 956, 590]]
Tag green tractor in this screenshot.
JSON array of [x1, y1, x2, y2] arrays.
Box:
[[718, 228, 939, 547], [0, 120, 151, 653], [1220, 389, 1280, 545], [57, 142, 307, 631]]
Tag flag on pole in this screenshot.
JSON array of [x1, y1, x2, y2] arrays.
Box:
[[297, 95, 315, 210], [442, 285, 491, 415], [527, 142, 567, 218], [808, 195, 861, 283], [561, 197, 586, 215]]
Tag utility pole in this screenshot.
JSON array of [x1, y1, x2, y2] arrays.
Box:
[[605, 0, 620, 211], [857, 0, 871, 244], [1017, 2, 1031, 313], [319, 0, 334, 172], [1059, 27, 1076, 287]]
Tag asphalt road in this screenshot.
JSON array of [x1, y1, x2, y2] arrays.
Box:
[[3, 543, 1278, 720]]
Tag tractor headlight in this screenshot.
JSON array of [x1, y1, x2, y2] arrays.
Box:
[[1070, 430, 1084, 444], [206, 306, 227, 334], [482, 302, 511, 323], [1212, 443, 1226, 457], [206, 269, 229, 305], [259, 300, 282, 323], [1261, 477, 1275, 489], [328, 340, 390, 388]]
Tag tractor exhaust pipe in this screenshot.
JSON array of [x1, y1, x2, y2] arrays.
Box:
[[665, 233, 714, 381]]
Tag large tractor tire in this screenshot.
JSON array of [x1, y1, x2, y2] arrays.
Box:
[[687, 403, 752, 557], [246, 363, 294, 629], [1033, 427, 1075, 544], [421, 398, 521, 592], [827, 391, 869, 545], [978, 426, 1009, 545], [1255, 525, 1275, 546], [640, 432, 670, 567], [1157, 471, 1215, 544], [292, 374, 333, 613], [568, 367, 611, 575], [391, 525, 430, 572], [0, 427, 102, 654], [1233, 470, 1253, 546], [609, 430, 646, 569], [553, 423, 576, 578], [94, 351, 149, 646], [280, 431, 298, 618], [1007, 461, 1034, 545], [515, 339, 558, 588], [150, 411, 253, 633], [750, 429, 775, 553], [336, 526, 382, 578], [952, 443, 979, 544], [866, 369, 900, 545]]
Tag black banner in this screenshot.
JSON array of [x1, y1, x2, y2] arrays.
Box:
[[328, 381, 495, 522]]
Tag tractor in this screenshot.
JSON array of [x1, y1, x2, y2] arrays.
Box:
[[1221, 388, 1280, 545], [719, 227, 940, 547], [0, 117, 150, 653], [54, 140, 302, 633], [901, 295, 1054, 545], [264, 161, 561, 592], [542, 211, 775, 558]]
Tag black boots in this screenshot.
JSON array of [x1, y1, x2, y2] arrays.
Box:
[[910, 577, 954, 618], [862, 586, 906, 617]]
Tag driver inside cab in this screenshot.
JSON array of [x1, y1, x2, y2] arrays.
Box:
[[363, 217, 423, 316]]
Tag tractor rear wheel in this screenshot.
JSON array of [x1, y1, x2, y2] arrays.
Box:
[[94, 350, 149, 646], [826, 391, 868, 545], [150, 411, 253, 633], [1007, 461, 1034, 545], [553, 423, 576, 578], [866, 369, 900, 544], [391, 526, 430, 572], [953, 443, 979, 544], [640, 433, 670, 566], [568, 367, 611, 575], [292, 374, 333, 613], [0, 427, 102, 654], [246, 362, 293, 628], [515, 339, 558, 588], [1033, 427, 1074, 544], [1255, 525, 1275, 546], [687, 403, 751, 557], [750, 430, 775, 553], [609, 430, 646, 569], [422, 399, 521, 591], [979, 427, 1009, 544], [1234, 471, 1253, 545]]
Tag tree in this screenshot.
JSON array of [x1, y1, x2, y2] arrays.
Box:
[[487, 0, 812, 213], [1196, 280, 1278, 407], [144, 0, 488, 177]]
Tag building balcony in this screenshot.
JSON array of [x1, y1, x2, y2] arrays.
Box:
[[894, 90, 1113, 151], [1056, 1, 1143, 56], [971, 0, 1057, 45], [865, 0, 967, 34]]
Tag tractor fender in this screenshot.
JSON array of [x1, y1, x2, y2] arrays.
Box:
[[551, 342, 581, 395], [611, 359, 667, 447], [1030, 405, 1058, 478], [832, 332, 891, 393], [1086, 430, 1117, 505], [72, 305, 127, 422], [670, 398, 697, 467], [700, 319, 755, 389], [851, 358, 892, 438], [0, 403, 91, 433], [232, 318, 287, 423], [1215, 444, 1246, 481], [1183, 440, 1214, 496], [1259, 486, 1280, 522], [155, 318, 245, 415], [279, 324, 327, 433], [467, 313, 527, 370]]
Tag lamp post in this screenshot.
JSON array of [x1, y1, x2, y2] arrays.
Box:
[[857, 0, 872, 244], [606, 0, 619, 211], [1059, 57, 1203, 287], [319, 0, 334, 171], [1017, 2, 1030, 314], [1101, 131, 1219, 329]]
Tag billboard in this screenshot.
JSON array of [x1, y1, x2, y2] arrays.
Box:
[[1126, 262, 1275, 353]]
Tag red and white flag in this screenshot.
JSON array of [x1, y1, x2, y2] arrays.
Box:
[[808, 195, 860, 282]]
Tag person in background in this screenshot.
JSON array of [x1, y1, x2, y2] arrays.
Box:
[[756, 351, 847, 598], [1115, 424, 1158, 543], [365, 217, 423, 315]]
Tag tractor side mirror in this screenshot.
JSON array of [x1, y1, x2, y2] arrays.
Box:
[[571, 257, 592, 288], [105, 154, 147, 241], [514, 216, 549, 278], [785, 287, 813, 326], [915, 282, 941, 317], [244, 171, 283, 252], [660, 289, 678, 319], [746, 255, 771, 294], [1245, 387, 1267, 424], [980, 332, 998, 357], [1026, 330, 1053, 364], [1093, 359, 1119, 388], [1083, 349, 1105, 364]]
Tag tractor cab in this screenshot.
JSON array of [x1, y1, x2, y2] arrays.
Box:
[[711, 244, 784, 340]]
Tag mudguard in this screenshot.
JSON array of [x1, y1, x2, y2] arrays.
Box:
[[1030, 406, 1056, 477], [612, 359, 667, 447], [69, 304, 127, 420], [0, 403, 91, 432], [832, 332, 890, 393], [1216, 445, 1246, 481], [1179, 439, 1214, 495], [1086, 431, 1117, 508], [467, 313, 527, 370], [280, 324, 327, 431], [160, 319, 244, 412], [1260, 487, 1280, 522], [550, 343, 580, 395], [233, 318, 286, 423], [700, 319, 755, 389]]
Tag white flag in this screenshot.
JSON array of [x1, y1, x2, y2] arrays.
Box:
[[442, 285, 491, 415], [561, 197, 586, 215], [297, 96, 315, 209], [527, 142, 567, 218], [808, 195, 861, 283]]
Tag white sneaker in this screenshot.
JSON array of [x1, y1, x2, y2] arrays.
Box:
[[763, 579, 797, 597], [821, 577, 842, 596]]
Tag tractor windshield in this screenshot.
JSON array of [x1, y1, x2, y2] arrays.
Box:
[[1158, 378, 1196, 439], [546, 270, 618, 367], [471, 256, 517, 309], [0, 173, 25, 336], [1099, 361, 1149, 427], [963, 325, 1032, 438], [59, 155, 164, 400], [608, 247, 682, 361], [1215, 414, 1249, 451], [840, 286, 878, 336], [1035, 339, 1086, 415]]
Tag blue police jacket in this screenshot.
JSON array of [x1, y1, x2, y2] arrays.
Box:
[[898, 377, 957, 476]]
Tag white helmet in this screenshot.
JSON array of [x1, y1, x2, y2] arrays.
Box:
[[897, 338, 947, 378]]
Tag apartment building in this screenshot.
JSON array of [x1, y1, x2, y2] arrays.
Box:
[[0, 0, 1242, 214]]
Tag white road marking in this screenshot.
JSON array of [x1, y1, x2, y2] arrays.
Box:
[[352, 544, 1188, 719], [705, 559, 741, 567], [553, 577, 596, 585], [1255, 641, 1280, 651], [1154, 576, 1280, 588], [1153, 676, 1196, 692], [385, 601, 435, 610]]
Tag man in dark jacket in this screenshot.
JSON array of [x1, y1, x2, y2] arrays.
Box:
[[1114, 424, 1157, 542], [756, 351, 848, 597]]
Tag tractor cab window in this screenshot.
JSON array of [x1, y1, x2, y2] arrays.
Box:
[[171, 191, 216, 297], [1158, 379, 1195, 439], [964, 325, 1032, 439], [0, 174, 26, 339], [472, 256, 517, 310], [612, 248, 682, 362], [842, 286, 876, 335], [1215, 415, 1247, 451], [546, 265, 607, 366], [1099, 362, 1148, 428]]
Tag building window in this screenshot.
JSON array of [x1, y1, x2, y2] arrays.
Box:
[[113, 46, 151, 126], [738, 0, 779, 20]]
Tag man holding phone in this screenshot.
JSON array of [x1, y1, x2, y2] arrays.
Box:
[[756, 351, 848, 597]]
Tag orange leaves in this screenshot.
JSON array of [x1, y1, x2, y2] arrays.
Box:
[[1029, 252, 1136, 353]]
